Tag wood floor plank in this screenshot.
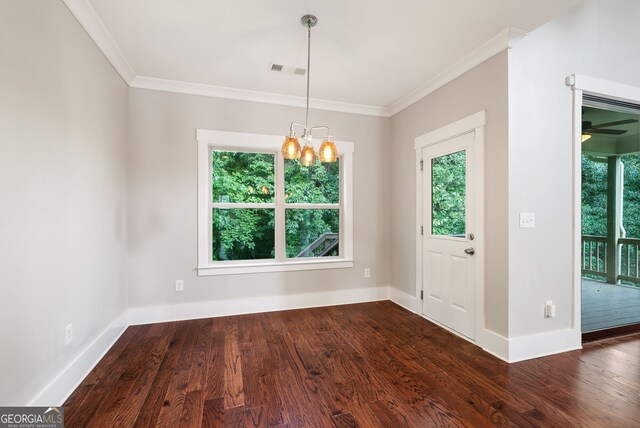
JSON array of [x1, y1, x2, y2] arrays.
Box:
[[155, 321, 202, 427], [63, 327, 137, 423], [332, 412, 357, 428], [331, 306, 516, 426], [187, 320, 214, 393], [244, 405, 268, 428], [64, 301, 640, 427], [132, 322, 190, 428], [64, 325, 152, 428], [223, 320, 245, 408], [154, 368, 191, 428], [204, 332, 225, 401], [105, 334, 173, 427], [179, 390, 205, 428], [201, 397, 224, 427]]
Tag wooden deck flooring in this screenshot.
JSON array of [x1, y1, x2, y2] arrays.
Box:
[[64, 301, 640, 427], [582, 278, 640, 332]]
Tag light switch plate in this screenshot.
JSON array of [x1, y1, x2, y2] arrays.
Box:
[[519, 212, 535, 228]]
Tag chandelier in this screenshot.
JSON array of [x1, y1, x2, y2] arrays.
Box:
[[281, 15, 338, 166]]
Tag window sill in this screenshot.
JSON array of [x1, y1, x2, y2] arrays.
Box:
[[196, 259, 355, 276]]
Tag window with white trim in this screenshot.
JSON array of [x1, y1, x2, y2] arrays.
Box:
[[196, 129, 354, 276]]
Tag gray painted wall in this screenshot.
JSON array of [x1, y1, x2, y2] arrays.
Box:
[[0, 1, 129, 404], [508, 0, 640, 337], [127, 89, 391, 309], [390, 52, 509, 336]]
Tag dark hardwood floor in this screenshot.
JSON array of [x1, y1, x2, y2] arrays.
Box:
[[63, 301, 640, 427]]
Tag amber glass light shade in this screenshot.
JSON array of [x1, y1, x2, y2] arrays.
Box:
[[318, 136, 338, 163], [300, 144, 316, 166], [581, 134, 592, 143], [282, 135, 301, 159]]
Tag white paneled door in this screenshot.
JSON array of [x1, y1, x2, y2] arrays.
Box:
[[422, 131, 476, 340]]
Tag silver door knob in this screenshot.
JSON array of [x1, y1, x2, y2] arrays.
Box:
[[464, 247, 475, 256]]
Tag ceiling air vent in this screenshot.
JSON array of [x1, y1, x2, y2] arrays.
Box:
[[270, 63, 306, 76]]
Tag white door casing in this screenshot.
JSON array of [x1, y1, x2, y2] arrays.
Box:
[[415, 111, 485, 344], [422, 132, 475, 339]]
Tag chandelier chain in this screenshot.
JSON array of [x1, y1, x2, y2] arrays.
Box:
[[305, 23, 311, 133]]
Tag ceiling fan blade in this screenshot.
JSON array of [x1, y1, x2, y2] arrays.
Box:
[[589, 129, 627, 135], [589, 119, 638, 129]]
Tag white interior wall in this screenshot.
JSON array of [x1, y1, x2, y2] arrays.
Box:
[[126, 89, 391, 317], [390, 52, 510, 336], [0, 0, 129, 405], [508, 0, 640, 339]]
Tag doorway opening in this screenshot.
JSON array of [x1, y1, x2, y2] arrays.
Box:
[[581, 95, 640, 341]]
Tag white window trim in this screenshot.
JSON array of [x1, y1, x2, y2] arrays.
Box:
[[196, 129, 354, 276]]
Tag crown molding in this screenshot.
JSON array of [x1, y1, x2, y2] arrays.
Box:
[[387, 27, 528, 116], [62, 0, 135, 84], [63, 2, 525, 119], [131, 76, 391, 117]]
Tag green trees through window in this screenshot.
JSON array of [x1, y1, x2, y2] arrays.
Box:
[[581, 155, 607, 236], [211, 150, 340, 261], [212, 151, 275, 260], [431, 150, 466, 236], [285, 159, 339, 258], [582, 154, 640, 238]]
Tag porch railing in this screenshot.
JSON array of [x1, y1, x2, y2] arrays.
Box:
[[582, 235, 640, 284], [620, 238, 640, 284], [582, 235, 608, 279]]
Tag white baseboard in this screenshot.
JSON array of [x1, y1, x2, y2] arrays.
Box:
[[129, 286, 391, 325], [387, 287, 579, 363], [508, 327, 582, 363], [28, 311, 129, 406], [27, 286, 390, 406], [480, 329, 510, 362], [25, 286, 581, 408], [388, 286, 421, 314]]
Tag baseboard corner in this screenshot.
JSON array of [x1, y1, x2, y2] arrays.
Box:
[[480, 328, 510, 362], [508, 327, 582, 363], [28, 310, 128, 406], [388, 286, 421, 314]]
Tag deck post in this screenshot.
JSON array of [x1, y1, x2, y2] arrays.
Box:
[[606, 156, 622, 284]]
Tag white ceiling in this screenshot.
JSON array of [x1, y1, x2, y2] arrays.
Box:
[[81, 0, 581, 114]]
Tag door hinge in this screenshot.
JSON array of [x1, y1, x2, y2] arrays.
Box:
[[420, 160, 424, 171], [420, 226, 424, 235], [420, 290, 424, 300]]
